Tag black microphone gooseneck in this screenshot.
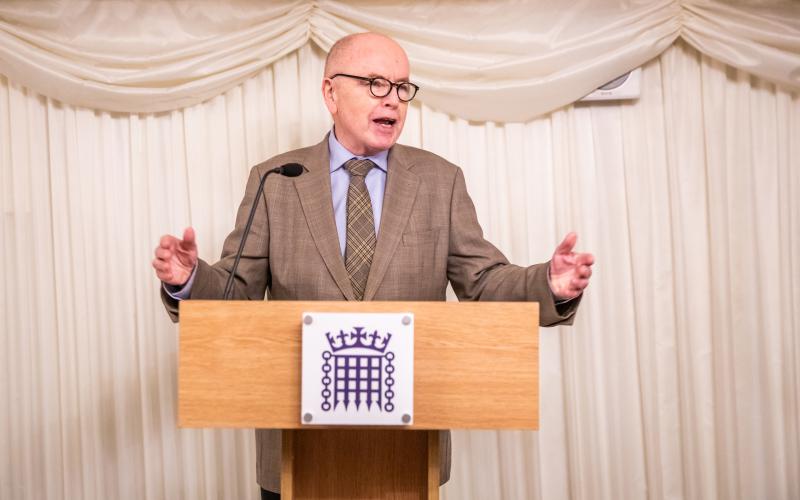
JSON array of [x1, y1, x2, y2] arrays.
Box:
[[222, 163, 304, 299]]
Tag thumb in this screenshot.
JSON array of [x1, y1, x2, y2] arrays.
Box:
[[182, 227, 196, 247], [179, 227, 198, 260], [554, 232, 577, 255]]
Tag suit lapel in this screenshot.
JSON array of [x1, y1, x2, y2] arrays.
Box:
[[294, 138, 356, 300], [363, 146, 420, 301]]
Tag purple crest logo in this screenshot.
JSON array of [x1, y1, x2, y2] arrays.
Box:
[[321, 327, 395, 412]]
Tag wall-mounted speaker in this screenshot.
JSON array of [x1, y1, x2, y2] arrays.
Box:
[[580, 68, 641, 101]]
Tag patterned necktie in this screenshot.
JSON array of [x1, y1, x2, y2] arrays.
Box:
[[344, 158, 377, 300]]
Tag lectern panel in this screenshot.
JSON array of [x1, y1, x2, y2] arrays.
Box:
[[179, 301, 538, 429]]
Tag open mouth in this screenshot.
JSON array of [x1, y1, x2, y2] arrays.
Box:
[[373, 118, 396, 126]]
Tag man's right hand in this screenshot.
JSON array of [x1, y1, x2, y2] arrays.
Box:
[[152, 227, 198, 286]]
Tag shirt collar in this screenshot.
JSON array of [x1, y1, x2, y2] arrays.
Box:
[[328, 129, 389, 173]]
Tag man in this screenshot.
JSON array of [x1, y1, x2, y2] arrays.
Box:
[[153, 32, 594, 498]]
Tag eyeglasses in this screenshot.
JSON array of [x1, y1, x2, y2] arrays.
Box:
[[329, 73, 420, 102]]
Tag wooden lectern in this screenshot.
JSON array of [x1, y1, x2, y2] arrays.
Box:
[[179, 301, 539, 499]]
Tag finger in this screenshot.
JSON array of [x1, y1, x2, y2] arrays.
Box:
[[575, 253, 595, 266], [160, 234, 177, 249], [554, 232, 577, 255], [570, 278, 589, 291], [152, 258, 170, 272], [577, 265, 592, 279], [156, 270, 173, 282], [155, 247, 172, 260], [153, 261, 176, 283]]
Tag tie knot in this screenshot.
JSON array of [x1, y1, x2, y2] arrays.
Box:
[[345, 158, 375, 178]]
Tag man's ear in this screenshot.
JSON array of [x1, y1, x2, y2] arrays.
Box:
[[322, 79, 337, 114]]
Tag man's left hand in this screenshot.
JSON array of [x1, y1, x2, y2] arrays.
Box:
[[548, 232, 594, 301]]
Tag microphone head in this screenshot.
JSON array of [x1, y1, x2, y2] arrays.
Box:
[[279, 163, 304, 177]]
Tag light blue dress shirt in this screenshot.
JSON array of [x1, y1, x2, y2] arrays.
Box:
[[328, 131, 388, 256], [166, 130, 388, 299]]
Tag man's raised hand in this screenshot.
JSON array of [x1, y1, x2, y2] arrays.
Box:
[[152, 227, 198, 286], [548, 232, 594, 301]]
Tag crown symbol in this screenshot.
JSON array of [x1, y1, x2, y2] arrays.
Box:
[[325, 327, 392, 353]]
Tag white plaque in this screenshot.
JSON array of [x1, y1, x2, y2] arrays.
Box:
[[301, 312, 414, 426]]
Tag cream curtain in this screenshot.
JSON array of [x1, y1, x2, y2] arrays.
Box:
[[0, 0, 798, 121], [2, 2, 799, 500], [3, 40, 799, 500]]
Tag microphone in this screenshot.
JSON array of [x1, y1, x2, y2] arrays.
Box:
[[223, 163, 305, 299], [278, 163, 304, 177]]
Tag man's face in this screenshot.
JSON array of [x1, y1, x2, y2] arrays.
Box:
[[322, 35, 411, 156]]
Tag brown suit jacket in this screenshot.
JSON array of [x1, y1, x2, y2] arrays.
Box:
[[162, 135, 580, 492]]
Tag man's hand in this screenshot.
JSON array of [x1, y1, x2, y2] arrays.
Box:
[[152, 227, 198, 286], [548, 232, 594, 301]]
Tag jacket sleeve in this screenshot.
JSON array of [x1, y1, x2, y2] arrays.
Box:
[[160, 164, 271, 322], [445, 167, 580, 327]]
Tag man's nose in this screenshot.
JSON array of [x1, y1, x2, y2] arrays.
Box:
[[381, 88, 400, 107]]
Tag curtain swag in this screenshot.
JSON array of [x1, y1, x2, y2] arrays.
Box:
[[0, 0, 798, 121]]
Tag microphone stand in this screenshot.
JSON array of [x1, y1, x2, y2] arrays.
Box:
[[222, 163, 304, 299]]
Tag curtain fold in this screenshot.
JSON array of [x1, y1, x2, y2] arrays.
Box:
[[0, 0, 798, 121], [682, 0, 800, 92]]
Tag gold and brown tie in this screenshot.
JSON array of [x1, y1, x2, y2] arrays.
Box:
[[344, 158, 377, 300]]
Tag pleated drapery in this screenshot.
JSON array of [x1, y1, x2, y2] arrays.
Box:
[[1, 2, 799, 500], [0, 0, 798, 121]]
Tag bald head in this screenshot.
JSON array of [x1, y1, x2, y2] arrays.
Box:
[[324, 32, 409, 77], [321, 32, 413, 156]]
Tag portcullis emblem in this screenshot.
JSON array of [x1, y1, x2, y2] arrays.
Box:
[[321, 327, 395, 412]]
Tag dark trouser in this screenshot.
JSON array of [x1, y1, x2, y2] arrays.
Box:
[[261, 488, 280, 500]]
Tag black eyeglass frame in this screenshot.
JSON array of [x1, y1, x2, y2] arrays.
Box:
[[329, 73, 420, 102]]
